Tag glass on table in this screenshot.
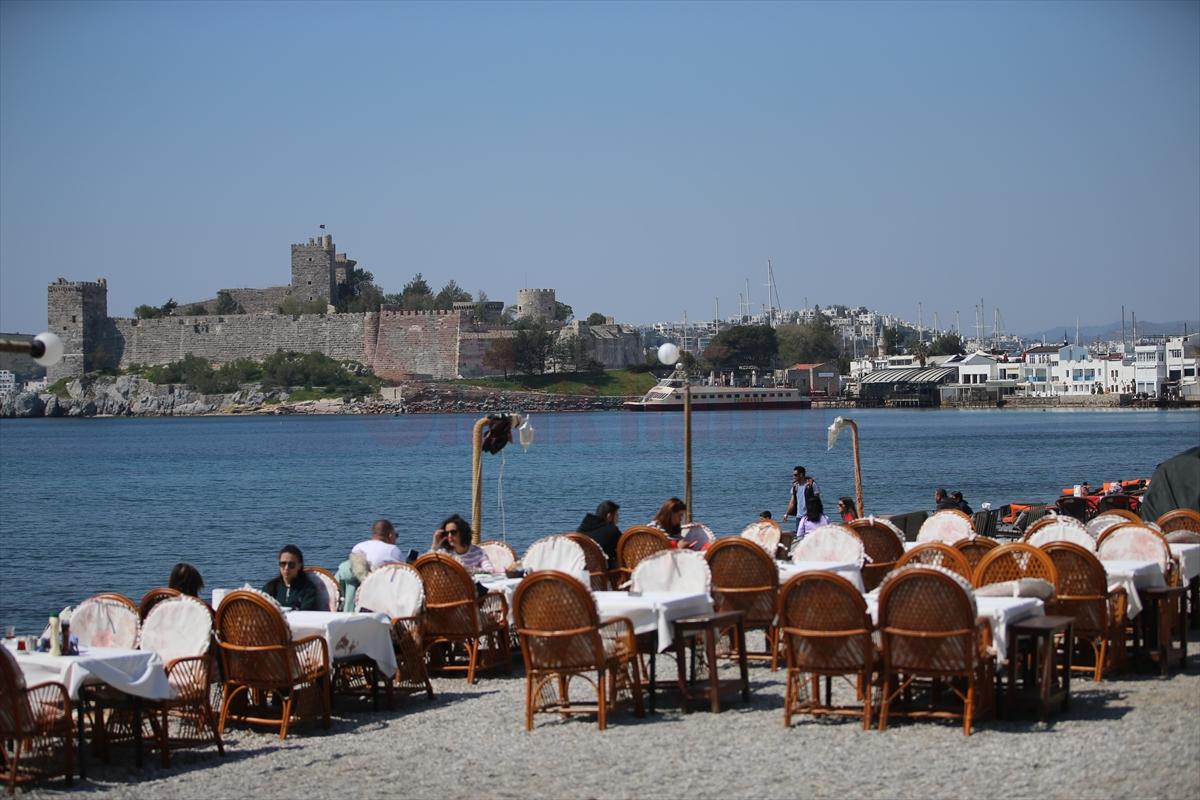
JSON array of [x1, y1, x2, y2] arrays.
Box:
[[4, 625, 14, 639]]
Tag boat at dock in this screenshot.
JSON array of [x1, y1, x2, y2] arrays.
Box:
[[623, 372, 811, 411]]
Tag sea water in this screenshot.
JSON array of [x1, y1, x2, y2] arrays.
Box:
[[1, 408, 1196, 631]]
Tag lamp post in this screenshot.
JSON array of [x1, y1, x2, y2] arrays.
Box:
[[0, 332, 64, 366], [827, 416, 864, 517], [657, 343, 692, 522]]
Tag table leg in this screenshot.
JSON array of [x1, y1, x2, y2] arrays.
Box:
[[674, 636, 689, 713], [76, 695, 87, 780], [1005, 638, 1018, 721], [371, 663, 380, 712], [705, 629, 719, 713], [1038, 632, 1052, 722], [133, 697, 143, 769], [1062, 622, 1072, 712], [737, 620, 750, 703], [648, 650, 657, 714]]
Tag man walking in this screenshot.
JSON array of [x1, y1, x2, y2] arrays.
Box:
[[783, 466, 819, 524]]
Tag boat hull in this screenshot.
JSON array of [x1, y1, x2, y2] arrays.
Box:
[[623, 399, 811, 411]]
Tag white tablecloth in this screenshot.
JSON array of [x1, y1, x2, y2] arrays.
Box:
[[1101, 559, 1164, 620], [5, 644, 170, 701], [286, 611, 398, 677], [779, 561, 865, 593], [864, 592, 1043, 663], [1170, 543, 1200, 583], [595, 591, 714, 652]]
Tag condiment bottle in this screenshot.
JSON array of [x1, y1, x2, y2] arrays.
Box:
[[48, 614, 62, 657]]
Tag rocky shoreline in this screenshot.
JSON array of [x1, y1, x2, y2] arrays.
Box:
[[0, 375, 630, 419]]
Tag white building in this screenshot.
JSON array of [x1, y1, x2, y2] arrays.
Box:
[[1051, 344, 1101, 395], [23, 376, 48, 393], [0, 370, 16, 396], [1134, 342, 1166, 396]]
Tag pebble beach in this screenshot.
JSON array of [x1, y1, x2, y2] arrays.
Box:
[[26, 633, 1200, 800]]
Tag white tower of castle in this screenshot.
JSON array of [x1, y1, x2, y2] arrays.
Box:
[[515, 288, 556, 321]]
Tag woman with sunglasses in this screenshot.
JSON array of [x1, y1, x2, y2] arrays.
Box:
[[429, 514, 495, 574], [262, 544, 319, 610]]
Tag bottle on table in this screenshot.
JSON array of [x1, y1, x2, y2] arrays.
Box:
[[48, 614, 62, 657]]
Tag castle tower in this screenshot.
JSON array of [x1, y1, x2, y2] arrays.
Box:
[[46, 278, 109, 380], [290, 234, 337, 307], [515, 288, 556, 321]]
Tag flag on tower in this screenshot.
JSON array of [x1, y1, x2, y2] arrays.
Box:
[[319, 224, 326, 229]]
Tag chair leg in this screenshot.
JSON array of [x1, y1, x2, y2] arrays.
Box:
[[466, 640, 479, 685], [629, 658, 645, 718], [878, 673, 891, 732], [861, 670, 873, 731], [320, 676, 332, 730], [783, 670, 794, 727], [596, 671, 608, 731], [963, 681, 974, 737], [206, 703, 225, 756], [1095, 639, 1106, 683], [217, 683, 241, 736], [278, 693, 293, 740], [158, 707, 171, 767], [524, 673, 534, 732], [8, 738, 22, 795], [769, 626, 780, 672]]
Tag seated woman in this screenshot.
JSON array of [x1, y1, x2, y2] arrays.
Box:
[[429, 515, 494, 574], [262, 544, 319, 611], [648, 497, 687, 538], [168, 562, 204, 597], [837, 497, 858, 523], [796, 496, 829, 541]]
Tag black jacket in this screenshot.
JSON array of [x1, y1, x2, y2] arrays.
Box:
[[262, 571, 318, 611], [577, 514, 622, 569]]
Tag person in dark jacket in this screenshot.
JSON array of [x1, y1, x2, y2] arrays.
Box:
[[262, 544, 318, 611], [952, 491, 973, 516], [1140, 446, 1200, 521], [577, 500, 622, 569], [933, 487, 959, 512]]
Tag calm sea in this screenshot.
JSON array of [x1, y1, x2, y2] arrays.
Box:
[[1, 408, 1197, 632]]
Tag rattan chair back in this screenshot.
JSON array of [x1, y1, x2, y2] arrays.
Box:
[[141, 595, 214, 664], [630, 549, 712, 594], [414, 553, 484, 636], [1096, 522, 1174, 577], [790, 524, 865, 564], [706, 538, 779, 627], [479, 540, 518, 573], [849, 517, 906, 590], [779, 572, 872, 673], [1055, 496, 1092, 522], [356, 563, 426, 618], [0, 646, 73, 792], [740, 520, 782, 556], [565, 533, 613, 590], [1040, 542, 1110, 637], [524, 535, 589, 584], [1026, 519, 1096, 551], [214, 590, 298, 687], [305, 566, 341, 612], [1165, 529, 1200, 544], [1094, 494, 1138, 514], [953, 536, 999, 572], [878, 565, 978, 674], [895, 543, 972, 582], [916, 509, 974, 544], [972, 543, 1058, 589], [71, 595, 140, 649], [139, 588, 182, 620], [1157, 508, 1200, 535], [513, 571, 603, 671], [1086, 510, 1139, 538], [0, 646, 34, 734], [617, 526, 672, 574]]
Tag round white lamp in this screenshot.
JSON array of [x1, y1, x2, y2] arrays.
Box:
[[32, 332, 64, 367], [657, 342, 680, 366]]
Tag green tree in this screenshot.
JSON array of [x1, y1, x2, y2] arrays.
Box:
[[777, 312, 842, 365], [398, 273, 435, 310], [134, 298, 179, 320], [881, 326, 902, 356], [703, 325, 778, 371], [554, 301, 574, 323], [336, 269, 384, 313], [434, 280, 473, 310], [215, 290, 244, 315], [482, 338, 516, 379], [278, 297, 329, 315], [930, 332, 964, 356], [512, 319, 555, 376], [585, 312, 608, 326]]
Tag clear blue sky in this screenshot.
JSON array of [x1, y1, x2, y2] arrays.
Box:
[[2, 0, 1197, 335]]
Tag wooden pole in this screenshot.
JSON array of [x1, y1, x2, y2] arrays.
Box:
[[470, 417, 488, 544], [847, 419, 864, 517], [684, 382, 693, 522]]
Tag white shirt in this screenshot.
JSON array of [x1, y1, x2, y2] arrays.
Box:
[[351, 539, 405, 569]]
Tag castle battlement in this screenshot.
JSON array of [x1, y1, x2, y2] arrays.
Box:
[[378, 308, 461, 317], [49, 277, 107, 290]]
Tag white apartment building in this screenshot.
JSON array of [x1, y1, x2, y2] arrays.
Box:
[[0, 370, 15, 396], [1134, 343, 1166, 396]]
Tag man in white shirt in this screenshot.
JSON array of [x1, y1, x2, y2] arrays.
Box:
[[337, 519, 404, 610]]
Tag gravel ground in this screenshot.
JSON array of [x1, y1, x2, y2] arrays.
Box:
[[24, 634, 1200, 800]]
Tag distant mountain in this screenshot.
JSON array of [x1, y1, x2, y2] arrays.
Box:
[[1022, 320, 1199, 343]]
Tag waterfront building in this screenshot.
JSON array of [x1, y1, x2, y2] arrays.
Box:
[[782, 362, 840, 396], [0, 370, 15, 396], [1135, 342, 1167, 397]]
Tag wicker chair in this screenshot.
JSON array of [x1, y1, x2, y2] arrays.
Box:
[[895, 543, 972, 583], [1041, 542, 1127, 681], [616, 526, 672, 585], [849, 518, 906, 591], [512, 571, 643, 731], [565, 534, 614, 590], [972, 543, 1058, 590], [524, 536, 590, 585], [304, 566, 342, 612], [479, 540, 519, 574], [1094, 494, 1138, 514], [0, 646, 73, 794], [413, 553, 512, 684], [71, 594, 140, 649], [1097, 523, 1178, 585], [778, 572, 875, 729], [1086, 509, 1141, 538], [740, 520, 782, 558], [354, 563, 434, 700], [138, 588, 182, 621], [1025, 519, 1096, 551], [139, 595, 224, 765], [1157, 509, 1200, 537], [790, 524, 865, 564], [1055, 496, 1092, 522], [214, 590, 331, 740], [705, 538, 781, 669], [876, 566, 994, 736], [916, 510, 974, 545], [953, 537, 999, 573]]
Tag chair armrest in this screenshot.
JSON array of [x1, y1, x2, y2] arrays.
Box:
[[1107, 587, 1128, 628], [391, 615, 424, 651], [478, 591, 508, 627], [291, 634, 330, 678], [163, 655, 210, 700], [25, 681, 72, 726], [975, 616, 994, 659], [598, 616, 637, 661]]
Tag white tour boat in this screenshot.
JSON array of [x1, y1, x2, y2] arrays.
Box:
[[623, 372, 811, 412]]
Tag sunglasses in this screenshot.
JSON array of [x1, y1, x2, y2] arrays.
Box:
[[279, 561, 300, 569]]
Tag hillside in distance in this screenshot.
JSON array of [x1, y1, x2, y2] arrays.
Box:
[[1023, 319, 1199, 343]]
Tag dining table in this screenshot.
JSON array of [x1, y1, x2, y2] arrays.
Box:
[[285, 610, 398, 677], [863, 590, 1044, 663], [779, 560, 865, 593]]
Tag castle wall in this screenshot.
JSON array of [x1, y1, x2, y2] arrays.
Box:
[[458, 329, 517, 377], [47, 278, 108, 381], [290, 235, 336, 306], [223, 286, 293, 314], [370, 310, 463, 380]]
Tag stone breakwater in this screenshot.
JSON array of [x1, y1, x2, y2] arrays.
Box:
[[0, 376, 629, 418]]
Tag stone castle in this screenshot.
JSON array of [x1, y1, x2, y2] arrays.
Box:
[[47, 235, 642, 382]]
